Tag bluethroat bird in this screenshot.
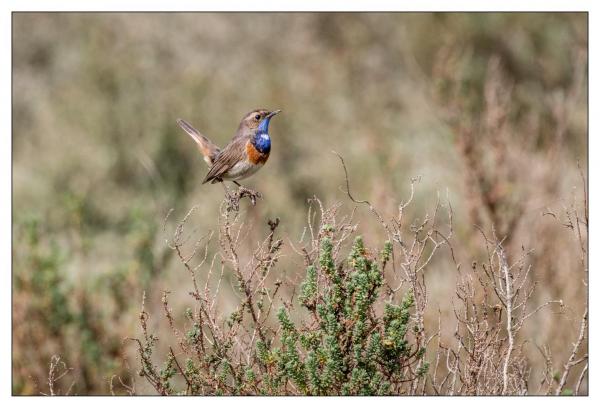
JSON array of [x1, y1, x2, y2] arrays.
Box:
[[177, 108, 281, 203]]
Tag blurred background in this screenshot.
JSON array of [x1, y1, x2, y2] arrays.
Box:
[[12, 13, 587, 395]]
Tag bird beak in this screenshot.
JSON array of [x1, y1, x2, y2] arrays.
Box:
[[266, 109, 282, 119]]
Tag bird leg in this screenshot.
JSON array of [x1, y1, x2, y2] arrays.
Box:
[[223, 181, 262, 211], [232, 181, 262, 206]]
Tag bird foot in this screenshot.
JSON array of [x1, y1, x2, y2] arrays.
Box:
[[237, 186, 262, 206], [224, 185, 262, 211]]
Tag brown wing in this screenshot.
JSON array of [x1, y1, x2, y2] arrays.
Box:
[[202, 136, 249, 184]]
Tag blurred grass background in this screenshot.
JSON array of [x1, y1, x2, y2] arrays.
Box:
[[12, 13, 587, 395]]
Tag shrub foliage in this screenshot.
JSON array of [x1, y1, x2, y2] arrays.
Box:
[[129, 173, 587, 395]]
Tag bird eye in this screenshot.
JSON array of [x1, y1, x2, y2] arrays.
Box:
[[254, 114, 261, 121]]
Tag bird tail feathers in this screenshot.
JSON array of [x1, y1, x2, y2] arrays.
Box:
[[176, 118, 220, 165]]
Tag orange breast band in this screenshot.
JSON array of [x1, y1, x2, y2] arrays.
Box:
[[246, 141, 269, 165]]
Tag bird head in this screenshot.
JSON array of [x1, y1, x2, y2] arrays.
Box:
[[238, 108, 281, 135]]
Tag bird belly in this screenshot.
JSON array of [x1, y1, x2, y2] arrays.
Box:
[[222, 160, 263, 181]]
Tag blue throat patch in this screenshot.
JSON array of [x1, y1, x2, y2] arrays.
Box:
[[253, 117, 272, 154]]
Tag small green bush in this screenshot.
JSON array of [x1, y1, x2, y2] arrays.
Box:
[[130, 194, 432, 395]]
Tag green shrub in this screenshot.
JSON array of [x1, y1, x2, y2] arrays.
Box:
[[131, 194, 432, 395]]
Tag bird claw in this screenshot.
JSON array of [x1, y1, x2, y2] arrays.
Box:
[[224, 185, 262, 211], [238, 186, 262, 206]]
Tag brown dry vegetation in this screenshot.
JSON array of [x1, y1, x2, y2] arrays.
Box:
[[12, 13, 587, 395]]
